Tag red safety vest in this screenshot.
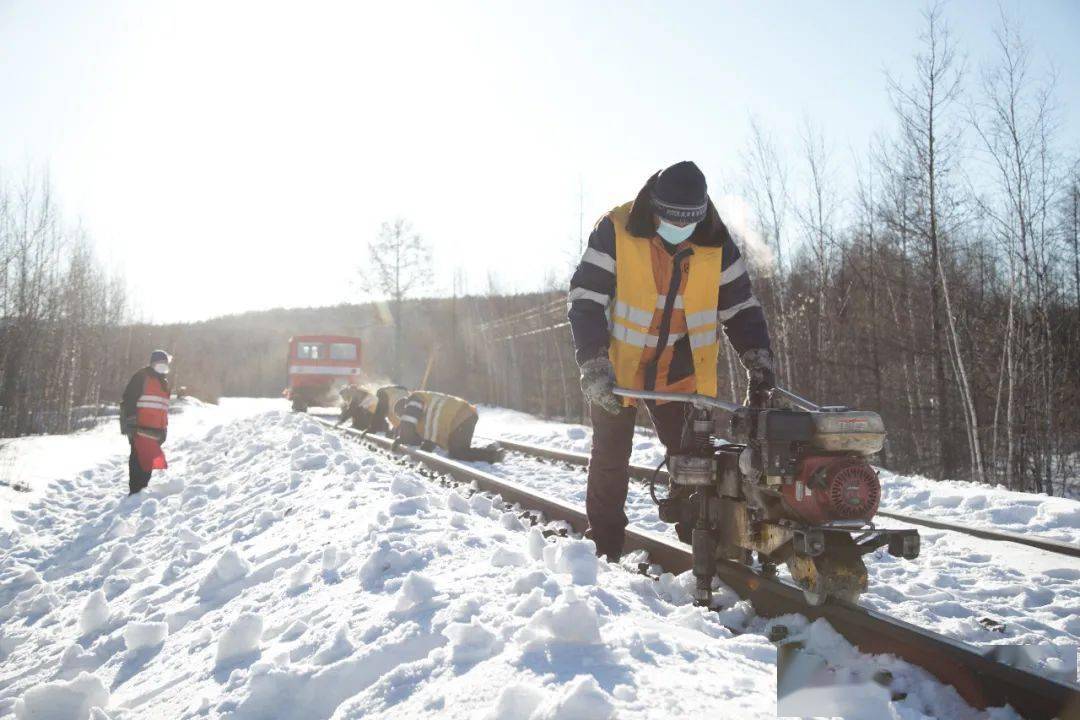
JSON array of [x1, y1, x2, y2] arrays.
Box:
[[136, 374, 169, 429]]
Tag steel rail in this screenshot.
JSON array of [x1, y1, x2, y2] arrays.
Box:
[[491, 437, 1080, 559], [318, 419, 1080, 719]]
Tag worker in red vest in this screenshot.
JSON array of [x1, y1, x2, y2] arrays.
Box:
[[120, 350, 172, 494]]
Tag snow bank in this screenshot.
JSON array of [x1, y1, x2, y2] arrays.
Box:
[[312, 624, 355, 665], [524, 588, 602, 644], [0, 402, 1025, 719], [216, 612, 263, 666], [0, 396, 283, 533], [444, 619, 499, 664], [394, 571, 438, 611], [879, 469, 1080, 546], [492, 545, 529, 567], [13, 672, 109, 720], [198, 548, 251, 597], [123, 620, 168, 650], [531, 675, 617, 720], [321, 545, 345, 576], [542, 539, 600, 584], [487, 684, 546, 720], [78, 590, 109, 635]]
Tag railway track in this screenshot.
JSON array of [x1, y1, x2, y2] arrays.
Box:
[[317, 418, 1080, 720], [491, 437, 1080, 559]]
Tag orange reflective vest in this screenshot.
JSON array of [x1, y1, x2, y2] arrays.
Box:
[[607, 202, 723, 404], [136, 374, 169, 430], [400, 391, 477, 449]]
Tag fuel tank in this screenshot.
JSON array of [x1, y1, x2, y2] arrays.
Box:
[[809, 411, 885, 455]]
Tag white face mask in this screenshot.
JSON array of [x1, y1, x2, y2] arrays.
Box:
[[153, 362, 170, 375], [657, 219, 697, 245]]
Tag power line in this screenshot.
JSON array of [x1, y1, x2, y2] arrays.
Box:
[[491, 320, 570, 342], [479, 296, 565, 329], [479, 297, 566, 332]]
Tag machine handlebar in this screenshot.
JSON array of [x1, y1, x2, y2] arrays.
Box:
[[613, 386, 847, 414], [612, 388, 742, 412]]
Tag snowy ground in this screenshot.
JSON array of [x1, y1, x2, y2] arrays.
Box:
[[0, 403, 1034, 719], [0, 398, 285, 533], [476, 406, 1080, 672], [877, 470, 1080, 546]]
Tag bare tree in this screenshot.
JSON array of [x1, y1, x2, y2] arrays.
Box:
[[876, 144, 930, 462], [0, 167, 131, 438], [853, 145, 888, 463], [795, 118, 840, 399], [1067, 163, 1080, 309], [741, 116, 794, 384], [359, 218, 432, 382], [969, 10, 1062, 490], [886, 1, 966, 479]]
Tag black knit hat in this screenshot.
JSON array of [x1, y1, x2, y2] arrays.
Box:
[[651, 161, 708, 223]]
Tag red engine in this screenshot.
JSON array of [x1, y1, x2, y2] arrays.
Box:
[[615, 386, 918, 606], [779, 455, 881, 525]]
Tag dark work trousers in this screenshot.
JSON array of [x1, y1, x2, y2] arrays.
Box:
[[128, 438, 152, 495], [348, 407, 374, 430], [448, 415, 501, 463], [586, 400, 689, 561]]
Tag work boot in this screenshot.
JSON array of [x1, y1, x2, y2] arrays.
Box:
[[585, 527, 623, 563]]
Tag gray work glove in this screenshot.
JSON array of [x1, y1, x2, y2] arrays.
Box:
[[740, 349, 776, 408], [580, 356, 623, 415]]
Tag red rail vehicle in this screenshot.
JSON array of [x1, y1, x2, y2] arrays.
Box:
[[284, 335, 363, 412]]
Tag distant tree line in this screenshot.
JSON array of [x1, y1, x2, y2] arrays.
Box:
[[103, 293, 570, 410], [0, 170, 129, 437]]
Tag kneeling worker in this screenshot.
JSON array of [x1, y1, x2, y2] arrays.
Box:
[[365, 384, 410, 435], [393, 391, 503, 463], [338, 385, 377, 429], [120, 350, 173, 495]]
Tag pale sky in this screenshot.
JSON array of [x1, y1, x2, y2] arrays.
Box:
[[2, 0, 1077, 322]]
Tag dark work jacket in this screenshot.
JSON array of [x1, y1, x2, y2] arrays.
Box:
[[567, 172, 772, 366]]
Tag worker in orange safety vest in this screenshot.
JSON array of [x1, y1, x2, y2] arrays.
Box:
[[392, 391, 504, 463], [120, 350, 172, 494]]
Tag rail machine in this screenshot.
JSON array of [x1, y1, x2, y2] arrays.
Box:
[[615, 386, 920, 606]]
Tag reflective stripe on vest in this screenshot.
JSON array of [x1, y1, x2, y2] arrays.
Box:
[[610, 324, 686, 349], [381, 387, 409, 429], [410, 391, 476, 449], [135, 374, 169, 429], [606, 202, 723, 404]]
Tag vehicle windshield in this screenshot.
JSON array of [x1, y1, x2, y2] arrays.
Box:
[[296, 343, 326, 360], [330, 343, 358, 361]]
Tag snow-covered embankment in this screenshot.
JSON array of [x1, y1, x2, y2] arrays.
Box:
[[0, 406, 1022, 719]]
